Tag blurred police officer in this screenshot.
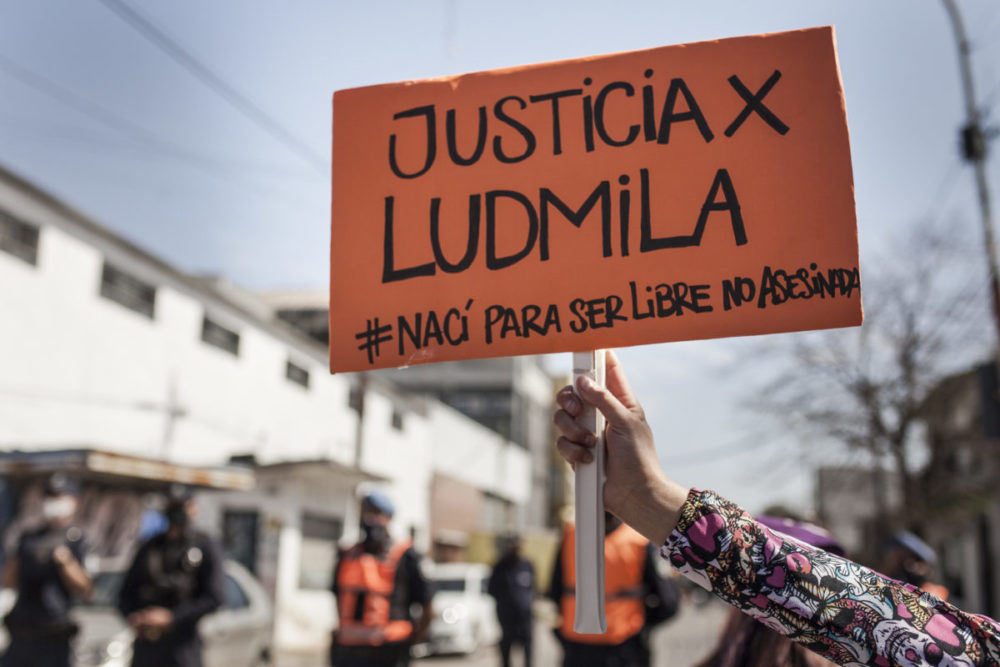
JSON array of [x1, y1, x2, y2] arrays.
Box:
[[331, 490, 433, 667], [1, 474, 92, 667], [488, 534, 535, 667], [549, 513, 680, 667], [882, 531, 950, 601], [117, 485, 223, 667]]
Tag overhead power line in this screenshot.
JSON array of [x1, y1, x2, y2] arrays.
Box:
[[0, 54, 168, 151], [982, 78, 1000, 119], [96, 0, 328, 175], [0, 53, 315, 201]]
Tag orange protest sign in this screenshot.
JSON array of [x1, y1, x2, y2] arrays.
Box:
[[330, 26, 861, 373]]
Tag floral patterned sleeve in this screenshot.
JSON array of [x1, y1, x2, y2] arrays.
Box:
[[661, 489, 1000, 666]]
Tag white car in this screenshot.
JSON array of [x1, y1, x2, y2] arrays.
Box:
[[426, 562, 501, 656], [0, 587, 13, 654]]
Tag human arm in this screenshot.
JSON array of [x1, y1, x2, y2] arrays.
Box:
[[117, 539, 177, 634], [128, 535, 225, 634], [167, 535, 224, 630], [664, 488, 1000, 665], [118, 541, 170, 635], [553, 350, 1000, 666], [52, 543, 92, 599], [553, 351, 690, 544], [6, 530, 90, 597]]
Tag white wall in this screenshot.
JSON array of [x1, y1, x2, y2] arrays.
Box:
[[0, 171, 535, 653], [0, 177, 357, 468], [428, 402, 531, 504], [354, 388, 435, 550]]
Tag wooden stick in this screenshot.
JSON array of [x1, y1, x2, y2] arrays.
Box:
[[572, 349, 607, 634]]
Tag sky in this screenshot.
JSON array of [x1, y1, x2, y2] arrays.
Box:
[[2, 0, 999, 512]]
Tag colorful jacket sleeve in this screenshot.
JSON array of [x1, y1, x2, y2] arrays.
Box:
[[661, 489, 1000, 666]]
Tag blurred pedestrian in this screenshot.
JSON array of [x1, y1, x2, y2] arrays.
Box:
[[881, 531, 950, 600], [117, 485, 224, 667], [488, 533, 535, 667], [548, 511, 679, 667], [330, 490, 433, 667], [0, 474, 91, 667], [552, 350, 1000, 666]]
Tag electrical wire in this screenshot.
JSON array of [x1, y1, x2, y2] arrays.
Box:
[[922, 157, 965, 225], [981, 78, 1000, 120], [95, 0, 328, 175], [967, 7, 1000, 123], [0, 54, 320, 207], [0, 53, 170, 153], [0, 127, 325, 217]]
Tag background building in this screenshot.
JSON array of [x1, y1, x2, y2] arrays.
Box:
[[815, 362, 1000, 617], [0, 166, 538, 652], [263, 292, 567, 534], [814, 466, 903, 562], [919, 362, 1000, 617]]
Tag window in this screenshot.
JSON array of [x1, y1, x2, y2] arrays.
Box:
[[0, 209, 40, 266], [391, 408, 404, 431], [299, 513, 343, 590], [276, 307, 329, 345], [99, 263, 156, 318], [202, 316, 240, 355], [481, 493, 514, 532], [222, 510, 259, 575], [433, 578, 466, 593], [286, 360, 310, 388], [223, 574, 250, 610]]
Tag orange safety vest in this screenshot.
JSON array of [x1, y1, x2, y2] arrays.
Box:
[[335, 539, 414, 646], [921, 581, 950, 601], [560, 523, 648, 645]]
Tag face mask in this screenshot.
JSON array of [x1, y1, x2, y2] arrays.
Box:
[[361, 520, 389, 552], [42, 497, 76, 522]]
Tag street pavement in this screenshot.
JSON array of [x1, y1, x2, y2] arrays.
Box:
[[276, 598, 729, 667]]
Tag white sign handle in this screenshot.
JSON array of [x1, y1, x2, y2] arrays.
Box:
[[572, 350, 607, 634]]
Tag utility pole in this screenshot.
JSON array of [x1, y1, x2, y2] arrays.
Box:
[[942, 0, 1000, 346], [943, 0, 1000, 619], [352, 372, 369, 469]]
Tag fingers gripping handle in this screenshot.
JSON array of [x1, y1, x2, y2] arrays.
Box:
[[572, 350, 607, 634]]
